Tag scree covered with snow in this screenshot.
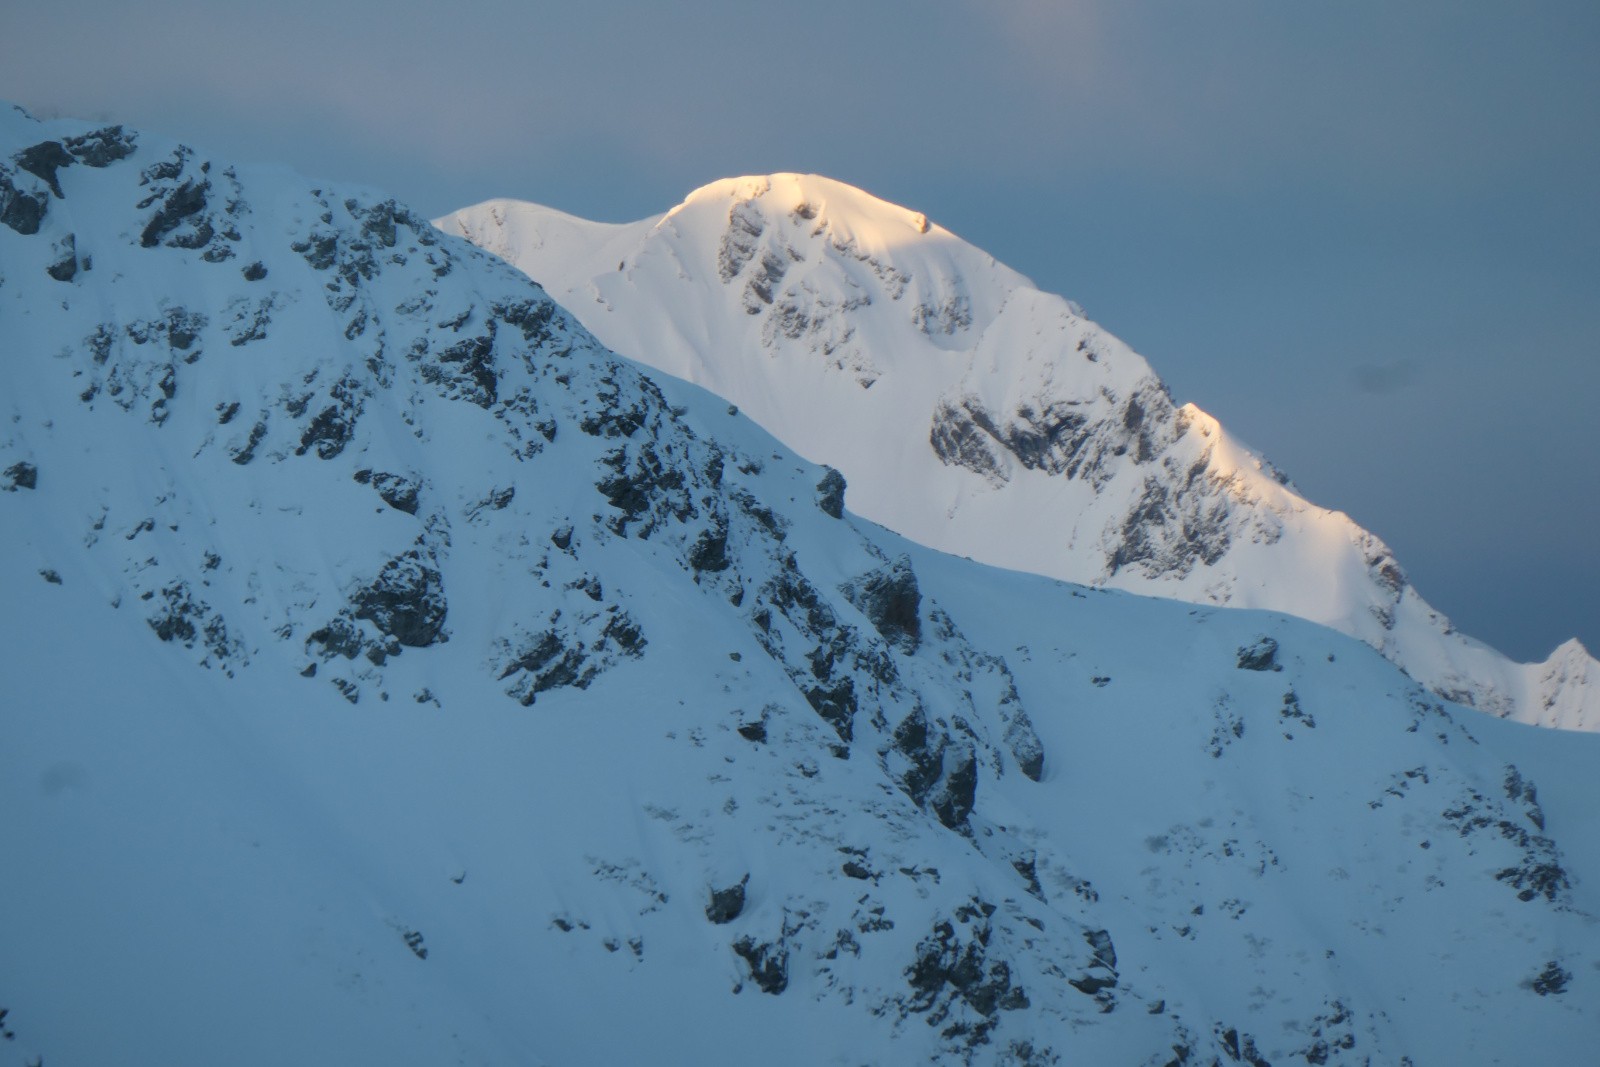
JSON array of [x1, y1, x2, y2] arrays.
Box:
[[438, 176, 1599, 733], [4, 109, 1600, 1065]]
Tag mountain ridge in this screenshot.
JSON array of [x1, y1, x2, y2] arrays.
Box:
[[4, 108, 1599, 1064], [438, 174, 1598, 731]]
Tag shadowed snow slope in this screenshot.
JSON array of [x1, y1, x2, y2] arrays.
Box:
[[439, 176, 1597, 732], [5, 111, 1600, 1065]]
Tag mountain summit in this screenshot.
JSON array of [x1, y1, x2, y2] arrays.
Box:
[[439, 174, 1597, 732]]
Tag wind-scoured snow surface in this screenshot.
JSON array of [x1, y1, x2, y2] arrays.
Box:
[[4, 108, 1599, 1065], [438, 175, 1598, 733]]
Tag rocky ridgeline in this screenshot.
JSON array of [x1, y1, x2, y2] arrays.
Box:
[[0, 116, 1055, 805]]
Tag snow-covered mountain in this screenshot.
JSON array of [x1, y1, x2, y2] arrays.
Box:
[[437, 176, 1598, 732], [5, 108, 1599, 1065]]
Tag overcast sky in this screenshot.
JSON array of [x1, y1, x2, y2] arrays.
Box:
[[4, 1, 1595, 662]]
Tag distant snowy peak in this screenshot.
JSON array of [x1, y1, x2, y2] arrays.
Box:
[[1529, 638, 1598, 729], [439, 176, 1599, 732], [674, 173, 948, 251]]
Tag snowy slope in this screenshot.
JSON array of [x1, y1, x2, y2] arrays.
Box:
[[4, 109, 1599, 1065], [437, 177, 1598, 732]]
